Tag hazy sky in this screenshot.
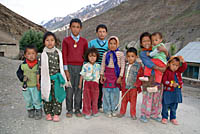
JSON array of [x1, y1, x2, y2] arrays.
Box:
[[0, 0, 102, 24]]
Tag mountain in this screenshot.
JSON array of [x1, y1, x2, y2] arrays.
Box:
[[41, 0, 127, 31], [77, 0, 200, 52], [0, 3, 46, 42]]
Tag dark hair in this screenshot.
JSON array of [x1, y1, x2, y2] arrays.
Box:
[[43, 31, 57, 44], [96, 24, 108, 32], [126, 47, 137, 56], [169, 57, 180, 64], [24, 44, 37, 54], [139, 32, 151, 48], [84, 47, 100, 62], [151, 32, 163, 39], [70, 18, 82, 28]]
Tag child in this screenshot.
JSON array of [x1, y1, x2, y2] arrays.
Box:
[[62, 18, 88, 118], [139, 32, 168, 92], [37, 32, 67, 122], [161, 56, 187, 125], [139, 32, 164, 123], [117, 47, 143, 120], [100, 36, 125, 117], [16, 45, 42, 120], [79, 47, 101, 119], [88, 24, 109, 112]]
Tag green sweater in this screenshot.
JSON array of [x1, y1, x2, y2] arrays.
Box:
[[151, 43, 167, 64], [21, 64, 38, 87]]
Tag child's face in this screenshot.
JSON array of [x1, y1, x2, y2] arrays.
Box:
[[44, 35, 56, 49], [141, 36, 151, 49], [70, 22, 81, 37], [88, 53, 97, 65], [24, 48, 37, 61], [169, 59, 180, 72], [96, 28, 107, 40], [126, 52, 137, 64], [109, 39, 118, 51], [151, 34, 163, 46]]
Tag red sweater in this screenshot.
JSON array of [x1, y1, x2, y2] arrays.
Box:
[[162, 62, 187, 91], [62, 36, 88, 66]]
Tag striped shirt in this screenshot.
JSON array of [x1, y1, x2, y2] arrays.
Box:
[[88, 38, 108, 65]]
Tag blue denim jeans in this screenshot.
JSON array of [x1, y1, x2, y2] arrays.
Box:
[[103, 87, 120, 113], [22, 87, 42, 110], [162, 103, 178, 120]]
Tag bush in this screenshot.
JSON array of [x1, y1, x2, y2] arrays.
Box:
[[19, 30, 44, 53], [170, 44, 176, 56]]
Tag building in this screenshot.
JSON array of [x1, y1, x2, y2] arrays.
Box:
[[175, 42, 200, 86]]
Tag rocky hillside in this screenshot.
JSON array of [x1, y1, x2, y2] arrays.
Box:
[[57, 0, 200, 53], [42, 0, 126, 31], [0, 3, 46, 43]]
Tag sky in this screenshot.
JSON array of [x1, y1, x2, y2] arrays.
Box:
[[0, 0, 102, 24]]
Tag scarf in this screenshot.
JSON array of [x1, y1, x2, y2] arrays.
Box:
[[40, 47, 68, 102], [105, 48, 120, 77], [142, 47, 152, 51], [26, 59, 37, 68]]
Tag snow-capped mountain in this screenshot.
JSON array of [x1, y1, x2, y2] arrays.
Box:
[[41, 0, 127, 31]]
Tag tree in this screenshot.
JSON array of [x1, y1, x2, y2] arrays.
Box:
[[19, 30, 44, 53], [170, 44, 176, 56]]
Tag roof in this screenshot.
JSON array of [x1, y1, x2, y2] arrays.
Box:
[[175, 42, 200, 63]]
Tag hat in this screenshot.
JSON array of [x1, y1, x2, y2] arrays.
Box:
[[108, 36, 119, 49]]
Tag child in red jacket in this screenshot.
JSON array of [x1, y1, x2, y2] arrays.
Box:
[[161, 56, 187, 125]]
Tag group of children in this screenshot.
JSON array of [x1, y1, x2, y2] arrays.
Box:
[[16, 18, 187, 125]]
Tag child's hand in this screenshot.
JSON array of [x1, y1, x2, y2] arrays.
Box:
[[146, 52, 150, 56], [173, 82, 179, 88], [65, 70, 71, 81], [78, 84, 82, 89], [37, 82, 40, 91], [116, 77, 122, 84], [178, 56, 184, 63], [100, 76, 106, 84]]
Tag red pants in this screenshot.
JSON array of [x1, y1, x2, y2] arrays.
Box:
[[120, 89, 137, 117], [82, 81, 99, 115], [144, 59, 166, 83]]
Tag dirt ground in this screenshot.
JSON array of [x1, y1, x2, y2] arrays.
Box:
[[0, 57, 200, 134]]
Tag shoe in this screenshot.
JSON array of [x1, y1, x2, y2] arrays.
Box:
[[75, 110, 83, 117], [170, 119, 178, 125], [28, 109, 35, 118], [151, 116, 162, 122], [117, 114, 124, 118], [53, 115, 60, 122], [66, 112, 73, 118], [99, 108, 103, 113], [85, 115, 92, 120], [131, 116, 137, 120], [147, 86, 158, 93], [93, 113, 100, 117], [46, 114, 52, 121], [139, 77, 149, 81], [161, 118, 168, 124], [140, 115, 148, 123], [35, 109, 42, 120], [106, 113, 112, 118], [112, 112, 117, 117]]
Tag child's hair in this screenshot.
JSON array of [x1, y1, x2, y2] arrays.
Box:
[[151, 32, 163, 39], [139, 32, 151, 48], [70, 18, 82, 28], [24, 44, 37, 54], [84, 47, 100, 62], [96, 24, 108, 32], [168, 57, 180, 64], [126, 47, 137, 56], [43, 31, 57, 44]]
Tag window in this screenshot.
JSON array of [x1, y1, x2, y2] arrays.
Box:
[[183, 65, 199, 79]]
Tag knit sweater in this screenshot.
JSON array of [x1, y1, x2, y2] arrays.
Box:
[[101, 51, 125, 77], [162, 62, 187, 91], [62, 36, 88, 66]]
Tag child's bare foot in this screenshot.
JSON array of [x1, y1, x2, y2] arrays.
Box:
[[139, 77, 149, 81], [147, 86, 158, 92]]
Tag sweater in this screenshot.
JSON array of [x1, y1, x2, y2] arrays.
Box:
[[88, 38, 108, 64], [150, 43, 167, 64], [62, 36, 88, 66], [101, 51, 125, 77], [162, 62, 187, 91]]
